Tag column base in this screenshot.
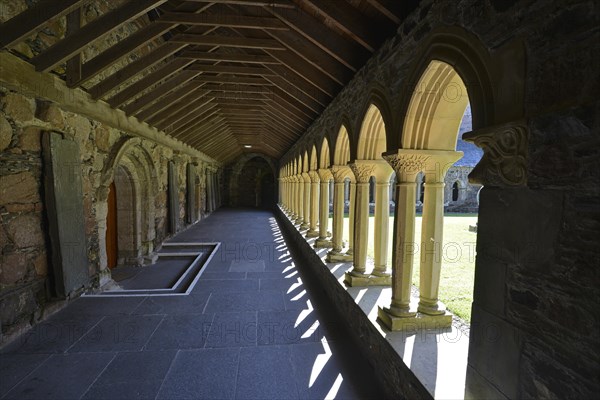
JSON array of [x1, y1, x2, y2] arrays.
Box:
[[344, 272, 392, 287], [314, 238, 332, 248], [305, 229, 319, 238], [325, 252, 353, 263], [300, 223, 310, 230], [377, 307, 452, 331]]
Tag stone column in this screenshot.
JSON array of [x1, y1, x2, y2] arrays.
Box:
[[378, 151, 426, 326], [306, 171, 320, 237], [326, 166, 349, 261], [347, 181, 356, 254], [345, 161, 375, 283], [315, 168, 333, 247], [295, 174, 304, 225], [372, 161, 394, 279], [300, 172, 311, 230], [377, 150, 461, 330], [418, 150, 463, 316]]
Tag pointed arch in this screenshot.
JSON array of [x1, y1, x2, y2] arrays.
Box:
[[309, 145, 318, 171], [319, 136, 331, 169], [396, 26, 498, 151], [357, 104, 387, 160], [333, 124, 351, 165]]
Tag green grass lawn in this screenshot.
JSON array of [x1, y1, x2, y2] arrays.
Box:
[[328, 214, 478, 323]]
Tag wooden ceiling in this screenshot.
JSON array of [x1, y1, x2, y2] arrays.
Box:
[[0, 0, 418, 164]]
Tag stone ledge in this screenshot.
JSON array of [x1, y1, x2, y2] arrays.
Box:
[[313, 238, 332, 248], [344, 272, 392, 287], [325, 252, 353, 262], [378, 307, 453, 331]]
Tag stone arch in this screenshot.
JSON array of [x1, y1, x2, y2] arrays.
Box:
[[228, 153, 277, 207], [98, 137, 158, 271], [396, 26, 497, 152], [355, 86, 395, 156], [302, 151, 309, 173], [309, 145, 318, 171], [357, 104, 387, 160], [333, 124, 351, 166], [319, 137, 330, 169], [402, 60, 470, 151]]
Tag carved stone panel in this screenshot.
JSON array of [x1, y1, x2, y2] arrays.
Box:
[[463, 121, 528, 187], [42, 132, 88, 297], [168, 161, 179, 234]]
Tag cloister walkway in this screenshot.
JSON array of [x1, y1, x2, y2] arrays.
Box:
[[0, 208, 382, 400]]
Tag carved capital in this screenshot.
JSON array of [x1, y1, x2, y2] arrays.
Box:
[[317, 168, 333, 182], [329, 165, 349, 182], [383, 153, 429, 177], [463, 121, 528, 187], [301, 172, 311, 183], [349, 163, 375, 183], [308, 170, 320, 183]]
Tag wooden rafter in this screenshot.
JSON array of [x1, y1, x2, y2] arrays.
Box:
[[170, 34, 286, 50], [0, 0, 85, 49], [178, 50, 278, 64], [31, 0, 168, 72], [159, 13, 288, 30]]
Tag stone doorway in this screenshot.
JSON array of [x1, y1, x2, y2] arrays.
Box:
[[106, 181, 118, 269]]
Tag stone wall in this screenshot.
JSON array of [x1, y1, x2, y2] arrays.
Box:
[[0, 87, 218, 343], [281, 0, 599, 398]]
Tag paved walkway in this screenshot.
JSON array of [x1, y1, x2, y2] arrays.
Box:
[[0, 208, 383, 400]]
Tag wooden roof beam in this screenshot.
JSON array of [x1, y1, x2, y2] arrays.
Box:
[[292, 0, 379, 51], [170, 34, 286, 50], [154, 98, 217, 131], [263, 5, 369, 71], [186, 64, 276, 75], [0, 0, 85, 49], [160, 13, 288, 30], [121, 70, 202, 115], [107, 58, 193, 108], [31, 0, 168, 72], [134, 82, 207, 121], [178, 50, 279, 64]]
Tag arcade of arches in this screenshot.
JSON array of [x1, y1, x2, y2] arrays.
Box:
[[0, 1, 598, 399]]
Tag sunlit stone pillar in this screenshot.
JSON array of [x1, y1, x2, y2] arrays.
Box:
[[377, 150, 461, 330], [290, 176, 298, 219], [372, 161, 394, 282], [300, 172, 311, 230], [345, 161, 375, 283], [315, 168, 333, 247], [306, 171, 320, 237], [295, 174, 304, 225], [326, 166, 351, 261], [418, 150, 463, 316]]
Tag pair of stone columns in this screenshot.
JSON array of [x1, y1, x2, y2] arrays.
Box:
[[378, 149, 462, 330], [343, 160, 394, 286]]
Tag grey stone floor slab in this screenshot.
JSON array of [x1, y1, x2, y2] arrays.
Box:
[[157, 348, 240, 400], [206, 312, 257, 348], [204, 290, 285, 313], [145, 314, 213, 350], [131, 293, 210, 315], [257, 310, 328, 346], [3, 352, 115, 400], [82, 379, 164, 400], [236, 345, 298, 399], [67, 315, 163, 353], [1, 314, 102, 354], [229, 260, 266, 273], [192, 278, 259, 294], [0, 353, 50, 394]]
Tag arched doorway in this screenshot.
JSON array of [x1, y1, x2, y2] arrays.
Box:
[[106, 181, 118, 269], [237, 157, 276, 208]]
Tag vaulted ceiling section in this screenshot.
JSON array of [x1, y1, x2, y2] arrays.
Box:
[[0, 0, 418, 164]]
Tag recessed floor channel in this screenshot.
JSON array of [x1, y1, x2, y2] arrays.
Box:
[[0, 208, 384, 400], [87, 243, 219, 297]]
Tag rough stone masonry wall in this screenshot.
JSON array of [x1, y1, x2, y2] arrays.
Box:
[[282, 0, 599, 398], [0, 87, 214, 343]]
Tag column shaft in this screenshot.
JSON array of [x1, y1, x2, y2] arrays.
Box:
[[373, 181, 391, 276], [389, 182, 417, 316], [418, 181, 446, 315], [318, 181, 329, 239], [330, 181, 344, 253], [350, 182, 369, 276]]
